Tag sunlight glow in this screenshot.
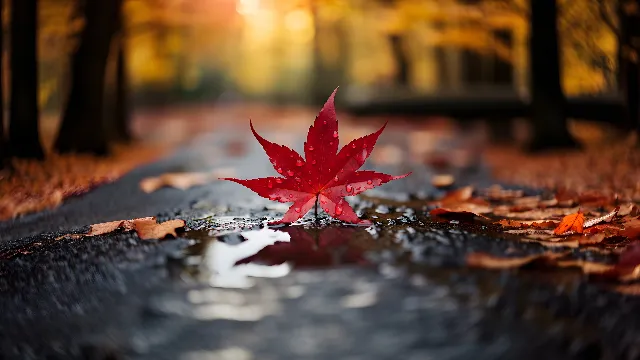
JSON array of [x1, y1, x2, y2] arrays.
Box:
[[236, 0, 260, 15]]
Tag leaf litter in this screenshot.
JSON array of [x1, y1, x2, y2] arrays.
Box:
[[427, 182, 640, 291]]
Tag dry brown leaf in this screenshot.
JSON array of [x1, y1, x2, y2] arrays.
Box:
[[498, 219, 558, 229], [621, 218, 640, 239], [132, 218, 185, 240], [498, 219, 524, 228], [553, 210, 585, 235], [538, 198, 559, 208], [58, 216, 185, 240], [86, 220, 127, 236], [431, 174, 455, 188], [429, 207, 491, 222], [583, 224, 622, 237], [140, 172, 212, 193], [140, 168, 236, 193], [578, 233, 606, 245], [511, 195, 541, 207], [437, 186, 474, 206], [583, 206, 619, 228], [483, 185, 524, 201], [618, 204, 639, 217], [493, 206, 581, 220]]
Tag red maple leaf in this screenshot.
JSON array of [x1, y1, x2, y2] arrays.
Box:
[[222, 88, 410, 224]]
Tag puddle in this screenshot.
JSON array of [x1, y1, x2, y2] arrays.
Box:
[[180, 219, 388, 288]]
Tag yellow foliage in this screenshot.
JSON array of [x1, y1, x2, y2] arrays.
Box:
[[33, 0, 621, 103]]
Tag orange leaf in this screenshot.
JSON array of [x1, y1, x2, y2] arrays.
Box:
[[86, 220, 126, 236], [553, 210, 585, 235], [436, 186, 473, 206], [57, 216, 185, 240], [132, 218, 185, 240]]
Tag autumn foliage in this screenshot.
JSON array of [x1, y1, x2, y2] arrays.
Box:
[[0, 145, 163, 220]]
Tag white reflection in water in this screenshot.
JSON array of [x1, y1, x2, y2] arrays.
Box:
[[204, 227, 292, 289]]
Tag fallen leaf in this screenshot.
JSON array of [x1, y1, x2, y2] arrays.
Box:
[[578, 233, 606, 245], [431, 174, 454, 188], [553, 210, 585, 235], [436, 186, 473, 206], [58, 216, 185, 240], [583, 224, 621, 237], [621, 218, 640, 239], [86, 220, 128, 236], [140, 168, 236, 193], [618, 203, 638, 217], [483, 185, 524, 201], [583, 206, 619, 228], [498, 219, 558, 229], [493, 206, 581, 220], [132, 218, 186, 240], [430, 208, 490, 222], [511, 195, 542, 208], [222, 88, 410, 224]]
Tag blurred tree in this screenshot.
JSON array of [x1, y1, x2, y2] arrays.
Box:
[[619, 0, 639, 133], [109, 4, 131, 142], [112, 35, 131, 142], [559, 0, 615, 93], [0, 0, 5, 168], [527, 0, 577, 150], [379, 0, 411, 86], [55, 0, 123, 154], [10, 0, 44, 158], [595, 0, 640, 132], [311, 0, 350, 104]]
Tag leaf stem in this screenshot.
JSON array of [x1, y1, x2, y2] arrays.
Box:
[[314, 195, 319, 222]]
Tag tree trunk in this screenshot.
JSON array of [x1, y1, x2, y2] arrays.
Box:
[[9, 0, 43, 158], [0, 0, 5, 168], [527, 0, 578, 151], [620, 0, 640, 135], [389, 34, 410, 86], [109, 4, 131, 143], [112, 36, 131, 142], [55, 0, 122, 154]]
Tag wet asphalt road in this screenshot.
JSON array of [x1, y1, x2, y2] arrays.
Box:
[[1, 121, 640, 360]]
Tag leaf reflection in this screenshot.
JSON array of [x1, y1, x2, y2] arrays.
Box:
[[236, 226, 374, 268], [202, 227, 292, 288]]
